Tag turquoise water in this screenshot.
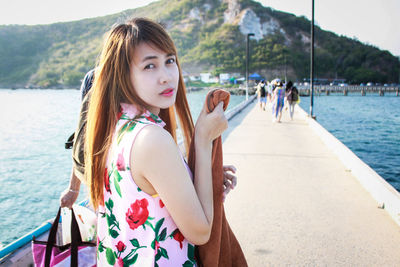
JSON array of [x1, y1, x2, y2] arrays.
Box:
[[299, 93, 400, 192], [0, 89, 245, 247]]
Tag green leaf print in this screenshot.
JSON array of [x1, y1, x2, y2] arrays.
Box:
[[98, 240, 105, 253], [109, 229, 119, 238], [113, 175, 122, 197], [113, 169, 123, 182], [106, 247, 116, 265], [183, 260, 194, 267], [105, 198, 114, 211], [187, 244, 195, 261], [125, 253, 138, 265], [160, 247, 169, 259], [151, 239, 155, 250], [155, 252, 162, 261], [159, 228, 167, 241], [130, 238, 140, 248], [106, 214, 113, 228], [117, 121, 137, 144], [155, 218, 165, 235]]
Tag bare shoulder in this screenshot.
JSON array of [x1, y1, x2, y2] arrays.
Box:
[[135, 124, 175, 151], [131, 124, 179, 164]]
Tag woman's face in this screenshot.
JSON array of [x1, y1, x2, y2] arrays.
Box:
[[130, 42, 179, 115]]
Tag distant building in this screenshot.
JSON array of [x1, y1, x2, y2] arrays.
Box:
[[200, 73, 219, 83], [219, 73, 242, 84], [188, 74, 201, 81]]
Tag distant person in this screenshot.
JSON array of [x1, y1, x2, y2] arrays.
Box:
[[256, 79, 267, 110], [60, 70, 94, 208], [272, 80, 285, 123], [285, 81, 299, 120], [267, 81, 273, 104]]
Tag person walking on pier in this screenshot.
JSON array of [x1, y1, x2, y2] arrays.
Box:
[[256, 79, 267, 110], [272, 80, 285, 123], [285, 81, 299, 120]]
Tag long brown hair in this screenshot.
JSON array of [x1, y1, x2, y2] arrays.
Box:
[[85, 18, 194, 209]]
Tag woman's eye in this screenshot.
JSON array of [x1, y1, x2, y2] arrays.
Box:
[[166, 58, 175, 64], [144, 64, 155, 70]]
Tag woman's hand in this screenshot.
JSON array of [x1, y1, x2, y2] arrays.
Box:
[[195, 101, 228, 145], [222, 165, 237, 202], [60, 171, 81, 208], [60, 188, 79, 208]]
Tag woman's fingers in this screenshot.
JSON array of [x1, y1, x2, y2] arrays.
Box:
[[60, 190, 78, 209], [223, 165, 237, 173], [224, 172, 237, 188]]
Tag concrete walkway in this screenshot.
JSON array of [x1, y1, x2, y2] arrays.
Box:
[[222, 101, 400, 266]]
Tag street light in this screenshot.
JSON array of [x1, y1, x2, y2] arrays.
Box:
[[310, 0, 316, 119], [246, 33, 255, 100]]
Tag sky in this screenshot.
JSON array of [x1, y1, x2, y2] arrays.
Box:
[[0, 0, 398, 56]]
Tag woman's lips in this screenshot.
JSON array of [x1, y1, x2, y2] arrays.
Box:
[[160, 88, 174, 97]]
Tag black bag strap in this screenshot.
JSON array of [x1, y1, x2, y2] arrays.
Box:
[[44, 207, 83, 267], [44, 208, 62, 267], [70, 208, 82, 267]]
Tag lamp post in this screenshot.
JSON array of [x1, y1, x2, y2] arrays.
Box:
[[310, 0, 315, 119], [246, 33, 255, 100]]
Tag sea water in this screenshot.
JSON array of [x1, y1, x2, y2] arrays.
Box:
[[0, 89, 245, 247], [298, 93, 400, 192]]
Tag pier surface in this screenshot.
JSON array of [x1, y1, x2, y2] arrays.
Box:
[[222, 102, 400, 266]]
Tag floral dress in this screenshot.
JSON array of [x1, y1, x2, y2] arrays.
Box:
[[97, 103, 196, 267], [273, 86, 285, 117]]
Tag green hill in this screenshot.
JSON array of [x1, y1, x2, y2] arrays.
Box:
[[0, 0, 398, 88]]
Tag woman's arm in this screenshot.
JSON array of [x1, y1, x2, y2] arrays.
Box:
[[131, 103, 227, 245], [60, 168, 81, 208]]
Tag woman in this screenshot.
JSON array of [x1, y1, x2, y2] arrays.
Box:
[[285, 81, 299, 120], [85, 18, 234, 266], [256, 80, 267, 111], [272, 80, 285, 123]]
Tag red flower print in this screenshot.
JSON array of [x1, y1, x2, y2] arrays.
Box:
[[173, 229, 184, 249], [116, 150, 126, 171], [104, 168, 111, 193], [116, 241, 126, 252], [145, 115, 155, 123], [159, 199, 165, 208], [126, 199, 149, 230], [116, 257, 124, 267], [117, 107, 123, 120]]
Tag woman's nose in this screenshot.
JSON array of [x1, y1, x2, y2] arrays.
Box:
[[159, 67, 172, 84]]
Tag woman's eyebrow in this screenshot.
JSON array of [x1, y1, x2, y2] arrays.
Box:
[[141, 53, 175, 62], [142, 55, 158, 62]]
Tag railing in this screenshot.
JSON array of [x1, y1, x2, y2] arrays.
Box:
[[297, 85, 400, 96]]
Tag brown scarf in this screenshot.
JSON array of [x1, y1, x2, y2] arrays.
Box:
[[188, 89, 247, 267]]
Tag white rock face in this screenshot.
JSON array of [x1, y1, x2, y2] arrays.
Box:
[[300, 32, 310, 44], [223, 0, 241, 24], [238, 9, 263, 41], [203, 3, 211, 12], [222, 1, 290, 43], [262, 18, 280, 36], [189, 7, 202, 22], [236, 8, 287, 42]]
